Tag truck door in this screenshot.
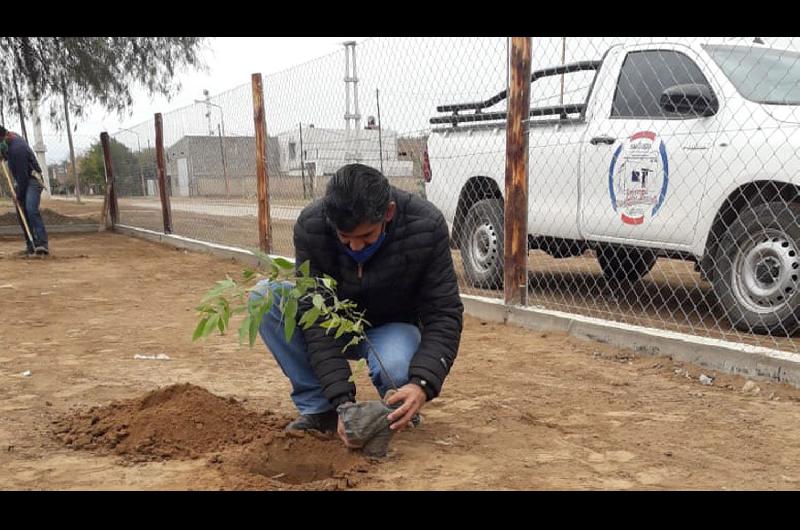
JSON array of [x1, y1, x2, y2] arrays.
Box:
[[580, 46, 722, 249]]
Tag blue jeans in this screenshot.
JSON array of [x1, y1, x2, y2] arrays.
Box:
[[16, 181, 48, 251], [251, 280, 421, 415]]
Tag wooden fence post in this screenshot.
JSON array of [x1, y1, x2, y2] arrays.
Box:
[[252, 73, 271, 253], [504, 37, 532, 306], [99, 132, 119, 228], [154, 113, 172, 234]]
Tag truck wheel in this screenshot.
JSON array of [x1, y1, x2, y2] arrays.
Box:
[[460, 199, 504, 289], [596, 245, 657, 283], [712, 201, 800, 335]]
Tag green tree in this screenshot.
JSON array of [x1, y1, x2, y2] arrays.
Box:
[[77, 138, 139, 194], [0, 37, 206, 124], [0, 37, 207, 201]]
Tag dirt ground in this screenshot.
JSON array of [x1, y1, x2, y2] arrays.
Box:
[[3, 232, 800, 490]]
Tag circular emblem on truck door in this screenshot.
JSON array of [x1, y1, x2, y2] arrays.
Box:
[[607, 130, 669, 225]]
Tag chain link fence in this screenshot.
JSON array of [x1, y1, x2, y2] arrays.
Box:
[[103, 36, 800, 356], [426, 36, 800, 352]]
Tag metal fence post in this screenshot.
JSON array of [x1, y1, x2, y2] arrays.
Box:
[[154, 113, 173, 234], [504, 37, 532, 306], [252, 73, 271, 253], [99, 132, 119, 227]]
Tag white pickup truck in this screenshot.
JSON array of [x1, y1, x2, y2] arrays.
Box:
[[426, 40, 800, 334]]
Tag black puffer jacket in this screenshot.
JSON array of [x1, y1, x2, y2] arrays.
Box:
[[293, 186, 463, 407]]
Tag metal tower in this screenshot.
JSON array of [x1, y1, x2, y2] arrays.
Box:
[[344, 41, 361, 162]]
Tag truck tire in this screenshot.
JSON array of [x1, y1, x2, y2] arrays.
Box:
[[460, 199, 504, 289], [712, 201, 800, 335], [596, 245, 657, 284]]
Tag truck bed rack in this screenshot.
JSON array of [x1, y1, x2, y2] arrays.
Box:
[[430, 60, 601, 127]]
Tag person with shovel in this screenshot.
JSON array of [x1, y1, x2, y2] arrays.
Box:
[[0, 126, 48, 256], [251, 163, 463, 454]]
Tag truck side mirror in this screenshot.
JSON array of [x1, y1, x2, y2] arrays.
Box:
[[660, 83, 719, 117]]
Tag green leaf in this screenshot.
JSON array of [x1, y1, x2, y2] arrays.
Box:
[[250, 249, 274, 267], [248, 310, 260, 347], [193, 317, 209, 341], [321, 276, 336, 290], [334, 323, 348, 339], [343, 335, 362, 352], [284, 296, 298, 321], [238, 314, 252, 345], [242, 269, 256, 281], [312, 294, 324, 310], [273, 257, 295, 271], [320, 318, 338, 334], [201, 278, 236, 303], [249, 290, 273, 319], [299, 306, 321, 330], [298, 260, 311, 278], [296, 277, 316, 291], [283, 297, 298, 343], [284, 315, 296, 343], [202, 313, 220, 338]]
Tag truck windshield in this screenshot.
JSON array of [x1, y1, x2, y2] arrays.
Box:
[[703, 44, 800, 105]]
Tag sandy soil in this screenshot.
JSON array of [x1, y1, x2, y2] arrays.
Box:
[[2, 232, 800, 490]]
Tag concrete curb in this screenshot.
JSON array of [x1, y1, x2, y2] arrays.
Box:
[[113, 224, 284, 268], [463, 295, 800, 388]]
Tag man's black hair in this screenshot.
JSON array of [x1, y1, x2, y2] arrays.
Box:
[[0, 126, 6, 137], [323, 163, 390, 232]]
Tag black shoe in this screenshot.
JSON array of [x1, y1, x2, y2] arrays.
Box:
[[285, 410, 338, 433], [34, 246, 49, 256]]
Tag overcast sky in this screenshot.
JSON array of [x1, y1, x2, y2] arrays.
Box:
[[16, 36, 800, 165]]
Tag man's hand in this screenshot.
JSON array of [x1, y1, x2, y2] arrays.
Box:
[[386, 383, 427, 431]]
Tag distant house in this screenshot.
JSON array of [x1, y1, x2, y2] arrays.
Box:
[[46, 161, 74, 194], [165, 135, 280, 197], [274, 126, 413, 179]]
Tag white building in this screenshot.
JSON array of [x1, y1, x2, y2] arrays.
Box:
[[275, 126, 413, 178]]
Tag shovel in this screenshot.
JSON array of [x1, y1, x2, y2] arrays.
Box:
[[2, 161, 34, 246]]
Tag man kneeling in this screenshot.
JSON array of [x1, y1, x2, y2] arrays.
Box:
[[251, 163, 463, 448]]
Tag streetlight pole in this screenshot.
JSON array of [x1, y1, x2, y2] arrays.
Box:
[[120, 127, 146, 196], [195, 97, 229, 198]]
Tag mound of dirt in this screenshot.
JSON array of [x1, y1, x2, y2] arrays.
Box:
[[52, 383, 284, 462], [0, 208, 99, 226], [52, 383, 373, 490]]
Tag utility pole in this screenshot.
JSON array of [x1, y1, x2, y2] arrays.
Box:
[[217, 123, 229, 197], [344, 41, 362, 163], [203, 89, 213, 135], [299, 122, 307, 199], [62, 80, 79, 203], [30, 97, 51, 196], [120, 127, 145, 196]]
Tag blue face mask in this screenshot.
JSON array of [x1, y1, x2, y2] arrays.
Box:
[[343, 230, 387, 264]]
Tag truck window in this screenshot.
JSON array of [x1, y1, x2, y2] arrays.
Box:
[[703, 44, 800, 105], [611, 50, 713, 119]]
